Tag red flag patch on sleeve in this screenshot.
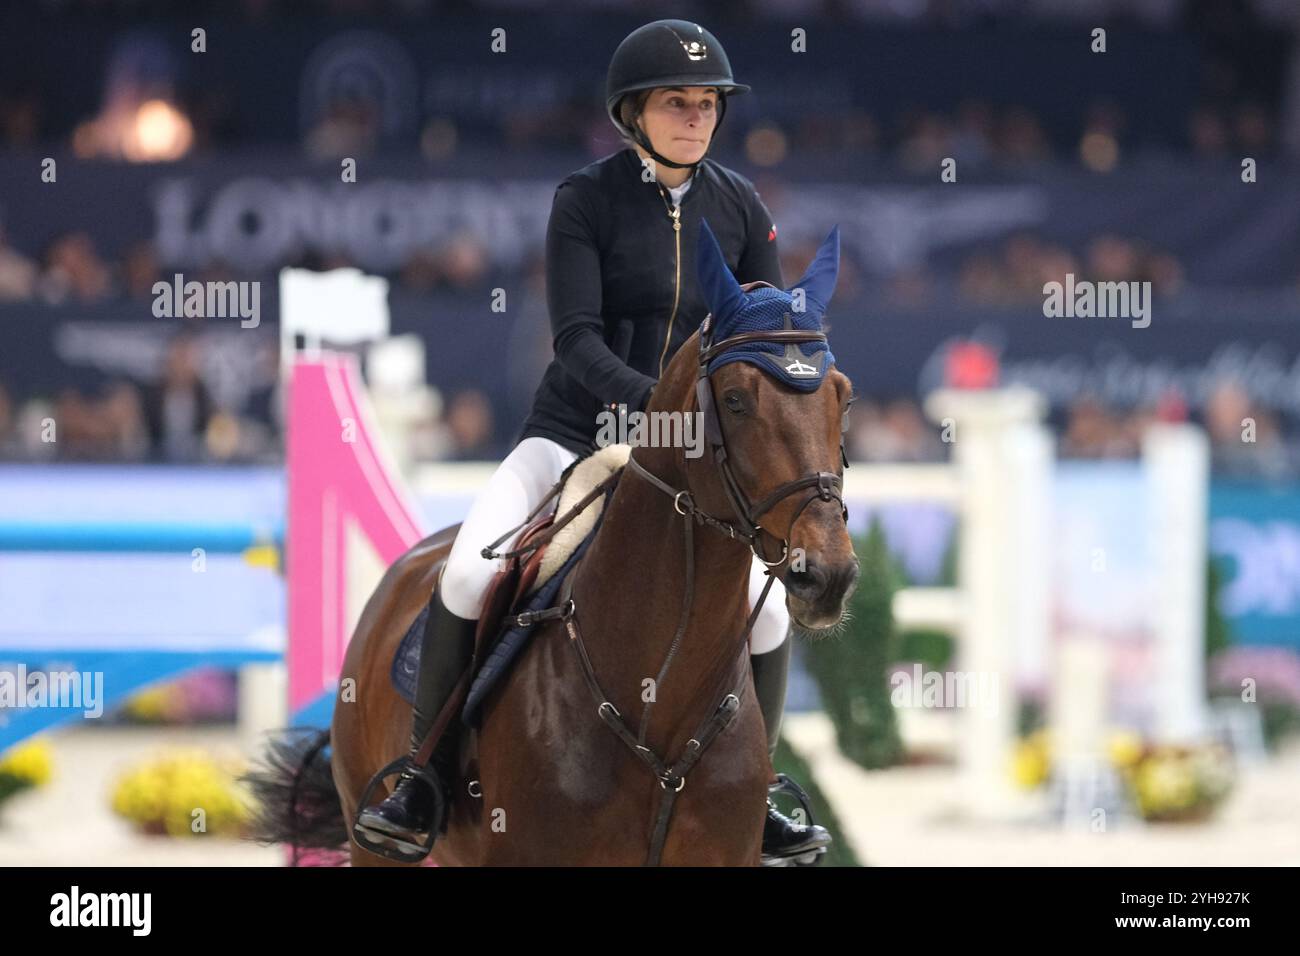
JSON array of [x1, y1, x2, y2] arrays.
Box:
[[767, 224, 777, 242]]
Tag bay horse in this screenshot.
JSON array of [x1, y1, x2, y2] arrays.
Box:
[[248, 223, 859, 866]]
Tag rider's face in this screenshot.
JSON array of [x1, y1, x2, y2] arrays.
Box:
[[636, 86, 718, 165]]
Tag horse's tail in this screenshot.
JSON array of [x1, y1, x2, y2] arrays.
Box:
[[242, 727, 348, 863]]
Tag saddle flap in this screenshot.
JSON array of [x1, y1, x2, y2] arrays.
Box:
[[515, 541, 547, 605], [461, 502, 607, 728], [474, 511, 554, 655]]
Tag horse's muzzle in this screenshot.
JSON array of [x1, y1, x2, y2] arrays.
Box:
[[783, 556, 860, 632]]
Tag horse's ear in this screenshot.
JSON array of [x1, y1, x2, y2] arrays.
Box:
[[696, 219, 744, 326], [787, 224, 840, 319]]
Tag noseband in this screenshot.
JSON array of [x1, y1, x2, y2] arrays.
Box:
[[626, 279, 850, 567]]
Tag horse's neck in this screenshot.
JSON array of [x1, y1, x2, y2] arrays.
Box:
[[571, 454, 754, 744]]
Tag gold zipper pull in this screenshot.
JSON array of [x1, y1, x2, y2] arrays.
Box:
[[658, 199, 683, 377], [659, 184, 680, 223]]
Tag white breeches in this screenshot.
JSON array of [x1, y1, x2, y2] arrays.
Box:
[[439, 436, 791, 654]]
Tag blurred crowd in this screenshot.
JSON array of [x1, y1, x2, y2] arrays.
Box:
[[1057, 380, 1298, 479], [5, 346, 1294, 479], [0, 227, 498, 305], [843, 380, 1297, 480], [0, 228, 155, 304], [0, 335, 265, 463], [0, 334, 500, 464], [0, 218, 1199, 319], [955, 232, 1184, 306], [3, 0, 1296, 165], [0, 78, 1286, 168], [860, 97, 1281, 175]]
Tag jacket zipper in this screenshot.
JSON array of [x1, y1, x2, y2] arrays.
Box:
[[657, 185, 682, 378]]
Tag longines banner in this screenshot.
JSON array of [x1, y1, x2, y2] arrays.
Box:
[[3, 152, 1300, 285]]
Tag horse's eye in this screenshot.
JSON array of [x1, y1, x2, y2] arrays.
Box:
[[724, 392, 745, 414]]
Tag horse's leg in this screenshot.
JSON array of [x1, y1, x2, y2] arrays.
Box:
[[331, 532, 475, 865]]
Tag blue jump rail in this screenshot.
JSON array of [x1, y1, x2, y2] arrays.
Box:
[[0, 521, 284, 553]]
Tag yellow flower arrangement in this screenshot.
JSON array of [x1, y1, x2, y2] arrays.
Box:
[[1009, 728, 1234, 822], [1132, 755, 1198, 815], [0, 738, 54, 808], [1010, 729, 1052, 789], [1118, 743, 1234, 822], [0, 738, 54, 787], [1105, 729, 1143, 769], [120, 685, 171, 722], [110, 749, 253, 838]]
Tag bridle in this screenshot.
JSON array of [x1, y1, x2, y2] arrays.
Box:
[[626, 278, 849, 569]]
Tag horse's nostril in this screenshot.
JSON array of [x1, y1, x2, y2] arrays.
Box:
[[787, 559, 857, 605], [785, 565, 826, 600], [838, 561, 861, 596]]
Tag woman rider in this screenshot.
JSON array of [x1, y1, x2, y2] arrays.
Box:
[[356, 19, 831, 864]]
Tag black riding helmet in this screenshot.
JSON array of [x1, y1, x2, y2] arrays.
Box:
[[606, 19, 750, 171]]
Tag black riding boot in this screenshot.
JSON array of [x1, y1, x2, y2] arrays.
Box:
[[354, 586, 477, 852], [752, 635, 832, 865]]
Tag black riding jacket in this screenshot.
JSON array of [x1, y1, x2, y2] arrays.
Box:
[[516, 147, 784, 458]]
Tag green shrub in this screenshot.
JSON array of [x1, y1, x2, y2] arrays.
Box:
[[803, 517, 905, 770], [896, 628, 954, 670]]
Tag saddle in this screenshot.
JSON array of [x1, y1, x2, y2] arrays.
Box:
[[390, 445, 631, 721]]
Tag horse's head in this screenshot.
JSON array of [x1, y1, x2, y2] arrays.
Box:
[[649, 219, 859, 635]]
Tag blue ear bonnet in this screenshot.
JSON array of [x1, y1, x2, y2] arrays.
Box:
[[696, 218, 840, 393], [704, 286, 835, 392]]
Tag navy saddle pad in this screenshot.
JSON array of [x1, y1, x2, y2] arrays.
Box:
[[390, 494, 608, 727]]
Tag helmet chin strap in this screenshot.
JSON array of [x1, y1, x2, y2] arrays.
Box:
[[634, 129, 701, 170]]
